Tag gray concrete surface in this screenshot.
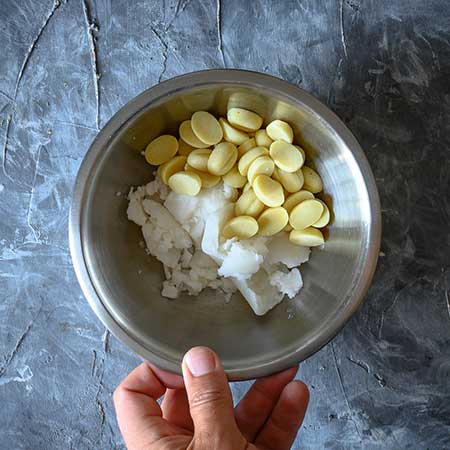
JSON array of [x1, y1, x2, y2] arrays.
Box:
[[1, 0, 449, 448]]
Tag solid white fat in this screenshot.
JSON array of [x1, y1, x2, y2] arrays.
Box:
[[141, 205, 190, 268], [189, 251, 220, 282], [164, 192, 200, 224], [201, 204, 234, 258], [142, 199, 192, 248], [163, 264, 172, 279], [127, 198, 147, 226], [162, 248, 237, 299], [180, 248, 193, 268], [161, 282, 179, 299], [128, 178, 308, 314], [266, 232, 310, 268], [269, 267, 303, 299], [164, 186, 232, 246], [127, 188, 148, 226], [218, 240, 264, 281], [145, 176, 169, 200], [234, 270, 284, 316], [199, 206, 284, 314]]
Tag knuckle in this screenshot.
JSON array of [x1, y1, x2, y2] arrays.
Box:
[[195, 433, 249, 450], [268, 414, 298, 435], [189, 388, 227, 409]]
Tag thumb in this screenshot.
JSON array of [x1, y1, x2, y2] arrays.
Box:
[[182, 347, 245, 448]]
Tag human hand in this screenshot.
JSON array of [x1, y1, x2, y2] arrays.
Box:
[[114, 346, 309, 450]]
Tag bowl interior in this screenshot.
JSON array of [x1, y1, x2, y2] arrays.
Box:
[[80, 78, 378, 379]]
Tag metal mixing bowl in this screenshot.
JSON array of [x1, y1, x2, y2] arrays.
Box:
[[69, 70, 381, 380]]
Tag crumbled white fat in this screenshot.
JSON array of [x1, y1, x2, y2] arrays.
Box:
[[200, 211, 285, 314], [269, 267, 303, 299], [171, 269, 204, 294], [162, 249, 237, 298], [128, 179, 308, 314], [129, 185, 147, 200], [266, 232, 310, 268], [164, 184, 232, 247], [189, 251, 219, 281], [141, 223, 182, 269], [209, 277, 236, 293], [186, 218, 205, 247], [127, 188, 148, 226], [218, 238, 268, 281], [201, 185, 233, 214], [164, 192, 200, 223], [128, 178, 234, 300], [235, 236, 270, 257], [145, 176, 169, 200], [163, 264, 172, 280], [164, 185, 231, 225], [181, 248, 193, 268], [161, 282, 179, 299], [142, 199, 192, 249], [164, 194, 205, 245], [234, 270, 284, 315], [201, 204, 234, 258], [195, 194, 295, 314], [138, 198, 192, 269]]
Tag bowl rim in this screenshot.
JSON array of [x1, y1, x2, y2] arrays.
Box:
[[69, 69, 381, 380]]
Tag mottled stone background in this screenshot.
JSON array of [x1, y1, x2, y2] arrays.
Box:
[[1, 0, 449, 449]]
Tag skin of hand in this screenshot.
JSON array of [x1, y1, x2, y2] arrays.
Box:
[[114, 346, 309, 450]]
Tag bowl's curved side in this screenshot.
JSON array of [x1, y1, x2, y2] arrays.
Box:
[[69, 69, 381, 380]]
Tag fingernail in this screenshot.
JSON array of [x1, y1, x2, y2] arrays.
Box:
[[185, 347, 216, 377]]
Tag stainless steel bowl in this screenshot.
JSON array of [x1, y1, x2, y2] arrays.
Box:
[[69, 70, 381, 380]]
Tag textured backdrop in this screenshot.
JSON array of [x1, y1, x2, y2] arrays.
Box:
[[1, 0, 449, 449]]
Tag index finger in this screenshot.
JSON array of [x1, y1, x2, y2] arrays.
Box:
[[113, 362, 185, 448], [235, 366, 298, 441], [148, 362, 185, 390], [255, 380, 309, 450]]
